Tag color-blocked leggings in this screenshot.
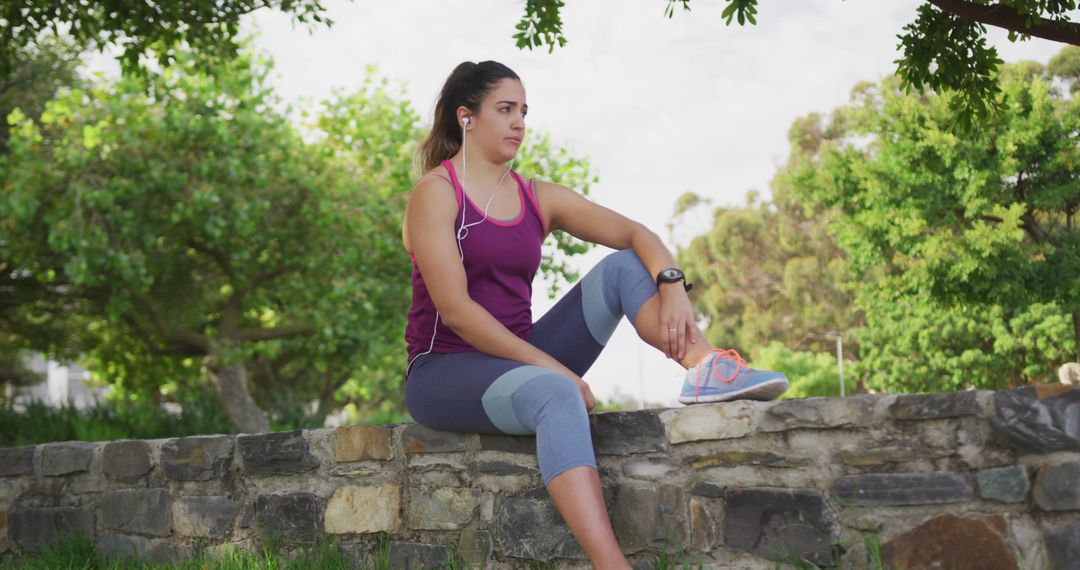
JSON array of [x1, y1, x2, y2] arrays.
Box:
[[405, 249, 657, 485]]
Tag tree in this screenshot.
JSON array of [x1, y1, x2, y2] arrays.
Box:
[[676, 111, 869, 359], [678, 53, 1077, 394], [792, 56, 1079, 361], [515, 0, 1080, 129], [1, 46, 600, 432]]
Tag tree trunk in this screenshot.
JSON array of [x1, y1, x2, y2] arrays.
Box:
[[1073, 310, 1080, 364], [206, 356, 270, 434]]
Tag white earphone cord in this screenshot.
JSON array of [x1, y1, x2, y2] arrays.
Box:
[[407, 118, 514, 373]]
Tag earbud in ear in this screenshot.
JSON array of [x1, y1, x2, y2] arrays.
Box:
[[462, 116, 471, 127]]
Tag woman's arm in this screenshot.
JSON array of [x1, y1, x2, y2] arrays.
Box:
[[535, 181, 697, 361], [404, 175, 597, 409]]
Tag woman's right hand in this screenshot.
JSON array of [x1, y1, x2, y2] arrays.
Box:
[[559, 368, 596, 413]]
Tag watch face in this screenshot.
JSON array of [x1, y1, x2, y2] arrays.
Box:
[[660, 268, 684, 282]]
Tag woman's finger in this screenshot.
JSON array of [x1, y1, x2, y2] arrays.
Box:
[[677, 321, 686, 360]]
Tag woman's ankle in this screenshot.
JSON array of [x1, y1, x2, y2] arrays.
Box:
[[680, 337, 713, 369]]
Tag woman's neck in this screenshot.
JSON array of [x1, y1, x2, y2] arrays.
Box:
[[452, 153, 512, 189]]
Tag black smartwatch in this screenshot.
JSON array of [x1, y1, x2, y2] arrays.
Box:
[[656, 268, 693, 292]]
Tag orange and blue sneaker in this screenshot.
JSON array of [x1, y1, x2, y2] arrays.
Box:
[[678, 348, 789, 404]]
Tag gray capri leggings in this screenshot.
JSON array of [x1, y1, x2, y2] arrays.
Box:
[[405, 249, 657, 485]]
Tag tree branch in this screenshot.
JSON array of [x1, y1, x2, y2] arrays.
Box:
[[125, 286, 210, 351], [185, 238, 236, 281], [927, 0, 1080, 45], [235, 324, 316, 342], [251, 263, 303, 290]]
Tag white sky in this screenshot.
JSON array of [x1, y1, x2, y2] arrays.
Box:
[[86, 0, 1070, 407]]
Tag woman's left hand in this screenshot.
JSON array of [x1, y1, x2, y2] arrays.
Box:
[[658, 283, 696, 361]]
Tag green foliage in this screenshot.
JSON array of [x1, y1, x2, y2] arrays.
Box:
[[750, 341, 850, 399], [1, 43, 599, 428], [677, 189, 863, 357], [514, 0, 567, 53], [0, 529, 373, 569], [793, 58, 1079, 362], [895, 4, 1003, 131], [0, 1, 335, 80], [680, 49, 1078, 395], [0, 386, 231, 447], [855, 297, 1074, 392]]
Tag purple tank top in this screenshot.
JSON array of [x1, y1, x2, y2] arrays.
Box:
[[405, 159, 545, 365]]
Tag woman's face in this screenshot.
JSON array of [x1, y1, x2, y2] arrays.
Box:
[[463, 78, 527, 163]]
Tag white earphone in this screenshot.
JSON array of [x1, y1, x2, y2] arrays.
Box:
[[407, 112, 513, 373]]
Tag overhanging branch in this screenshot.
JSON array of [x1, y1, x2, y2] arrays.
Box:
[[928, 0, 1080, 45]]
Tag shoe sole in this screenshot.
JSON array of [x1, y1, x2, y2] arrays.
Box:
[[677, 379, 790, 404]]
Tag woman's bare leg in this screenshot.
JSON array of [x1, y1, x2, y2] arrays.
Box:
[[632, 294, 713, 368], [546, 466, 632, 569]]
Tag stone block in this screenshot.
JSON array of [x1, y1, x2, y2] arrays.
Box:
[[611, 485, 686, 554], [477, 434, 536, 454], [591, 410, 666, 454], [690, 482, 724, 498], [100, 488, 172, 536], [102, 440, 153, 483], [881, 513, 1016, 570], [8, 506, 94, 552], [496, 491, 584, 560], [161, 435, 234, 481], [402, 424, 467, 453], [839, 445, 953, 466], [667, 401, 754, 444], [976, 466, 1029, 503], [387, 541, 449, 568], [324, 484, 400, 534], [407, 487, 480, 530], [471, 460, 538, 477], [172, 496, 242, 539], [254, 492, 320, 544], [37, 441, 95, 476], [1044, 521, 1080, 570], [760, 396, 876, 431], [15, 478, 65, 504], [688, 450, 808, 469], [623, 457, 678, 480], [334, 424, 392, 462], [458, 529, 493, 564], [238, 430, 318, 477], [0, 446, 35, 477], [890, 391, 979, 420], [834, 472, 974, 506], [689, 497, 717, 552], [723, 488, 838, 566], [1033, 461, 1080, 511]]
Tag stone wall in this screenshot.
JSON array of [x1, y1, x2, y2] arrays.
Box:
[[1, 389, 1079, 569]]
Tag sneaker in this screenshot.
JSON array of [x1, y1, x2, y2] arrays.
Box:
[[678, 348, 789, 404]]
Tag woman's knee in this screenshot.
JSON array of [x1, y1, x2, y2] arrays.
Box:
[[602, 248, 647, 274], [510, 373, 587, 424]]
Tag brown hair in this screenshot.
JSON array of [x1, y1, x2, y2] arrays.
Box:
[[414, 61, 520, 176]]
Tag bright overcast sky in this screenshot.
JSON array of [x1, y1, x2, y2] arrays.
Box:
[[86, 0, 1070, 407]]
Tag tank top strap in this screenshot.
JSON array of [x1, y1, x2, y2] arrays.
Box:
[[511, 171, 545, 229], [440, 159, 464, 210]]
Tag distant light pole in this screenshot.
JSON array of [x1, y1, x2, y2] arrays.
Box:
[[825, 331, 845, 397]]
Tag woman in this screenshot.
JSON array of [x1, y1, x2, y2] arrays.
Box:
[[402, 60, 789, 569]]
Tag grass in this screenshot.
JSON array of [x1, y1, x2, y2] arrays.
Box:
[[0, 387, 416, 447], [0, 388, 233, 447], [0, 530, 399, 570]]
